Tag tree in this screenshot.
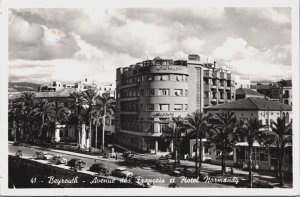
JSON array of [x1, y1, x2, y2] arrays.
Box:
[[207, 110, 237, 175], [271, 117, 292, 187], [97, 94, 116, 152], [92, 109, 102, 149], [69, 91, 84, 147], [34, 99, 55, 142], [162, 116, 187, 165], [19, 91, 36, 141], [237, 118, 264, 182], [53, 101, 70, 142], [185, 112, 212, 174], [8, 100, 23, 142], [82, 89, 100, 149]]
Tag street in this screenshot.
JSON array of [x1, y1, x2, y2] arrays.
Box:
[[9, 143, 234, 188]]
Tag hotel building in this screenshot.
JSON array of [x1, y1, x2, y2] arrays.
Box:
[[115, 55, 236, 152]]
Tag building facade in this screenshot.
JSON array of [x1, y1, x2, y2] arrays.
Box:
[[203, 97, 292, 171], [115, 55, 237, 153]]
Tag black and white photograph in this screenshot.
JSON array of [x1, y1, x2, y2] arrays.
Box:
[[1, 0, 299, 196]]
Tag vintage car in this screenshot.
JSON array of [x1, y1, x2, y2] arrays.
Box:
[[67, 158, 86, 170], [50, 155, 68, 165], [170, 167, 186, 177], [111, 167, 133, 178], [89, 163, 111, 176], [34, 151, 53, 160], [122, 151, 135, 159]]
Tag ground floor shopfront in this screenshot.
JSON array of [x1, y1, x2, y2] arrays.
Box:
[[188, 139, 292, 173], [116, 131, 174, 153]]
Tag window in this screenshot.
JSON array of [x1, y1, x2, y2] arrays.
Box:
[[111, 119, 115, 126], [260, 149, 268, 161], [159, 118, 168, 132], [148, 118, 154, 132], [148, 75, 153, 81], [265, 119, 269, 126], [284, 100, 289, 104], [146, 89, 155, 96], [161, 75, 169, 81], [140, 104, 143, 111], [176, 75, 183, 81], [174, 104, 183, 111], [185, 104, 188, 110], [185, 90, 188, 96], [204, 78, 209, 84], [205, 92, 209, 98], [158, 89, 169, 96], [146, 104, 154, 111], [140, 89, 144, 96], [259, 120, 263, 126], [159, 104, 169, 111], [174, 89, 183, 96]]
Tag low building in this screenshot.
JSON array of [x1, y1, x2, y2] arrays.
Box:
[[232, 75, 251, 89], [201, 97, 292, 171], [235, 88, 265, 100]]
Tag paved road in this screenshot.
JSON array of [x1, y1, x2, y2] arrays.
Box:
[[9, 144, 233, 188]]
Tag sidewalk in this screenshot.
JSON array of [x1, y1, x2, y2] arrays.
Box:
[[9, 141, 122, 162], [177, 159, 292, 188]]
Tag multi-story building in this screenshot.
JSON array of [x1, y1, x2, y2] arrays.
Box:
[[202, 66, 235, 107], [115, 55, 236, 153]]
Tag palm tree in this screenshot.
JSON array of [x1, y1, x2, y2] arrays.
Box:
[[34, 99, 55, 142], [237, 118, 264, 182], [8, 100, 23, 142], [162, 116, 187, 165], [53, 101, 70, 142], [19, 91, 36, 141], [92, 109, 102, 149], [207, 110, 237, 175], [185, 112, 212, 174], [69, 91, 84, 147], [82, 89, 100, 149], [97, 94, 116, 152], [271, 117, 292, 187]]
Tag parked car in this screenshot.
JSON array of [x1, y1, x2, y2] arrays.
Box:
[[67, 158, 86, 170], [242, 162, 259, 171], [12, 142, 22, 146], [34, 151, 53, 160], [111, 167, 133, 178], [50, 155, 68, 165], [123, 151, 135, 159], [130, 174, 142, 184], [170, 167, 185, 176], [15, 150, 22, 157], [89, 163, 111, 176]]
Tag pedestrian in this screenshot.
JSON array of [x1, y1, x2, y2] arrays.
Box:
[[184, 154, 187, 161], [116, 153, 118, 160]]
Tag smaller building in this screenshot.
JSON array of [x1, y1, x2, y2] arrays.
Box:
[[235, 88, 265, 100], [232, 75, 251, 89], [200, 98, 292, 171]]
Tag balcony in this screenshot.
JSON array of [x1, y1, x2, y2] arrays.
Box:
[[211, 85, 217, 89], [220, 72, 227, 79], [213, 71, 220, 79], [204, 70, 213, 78], [219, 85, 224, 90]]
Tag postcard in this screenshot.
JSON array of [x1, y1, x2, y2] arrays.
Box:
[[0, 0, 299, 196]]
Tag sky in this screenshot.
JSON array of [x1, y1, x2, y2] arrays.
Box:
[[8, 7, 292, 85]]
